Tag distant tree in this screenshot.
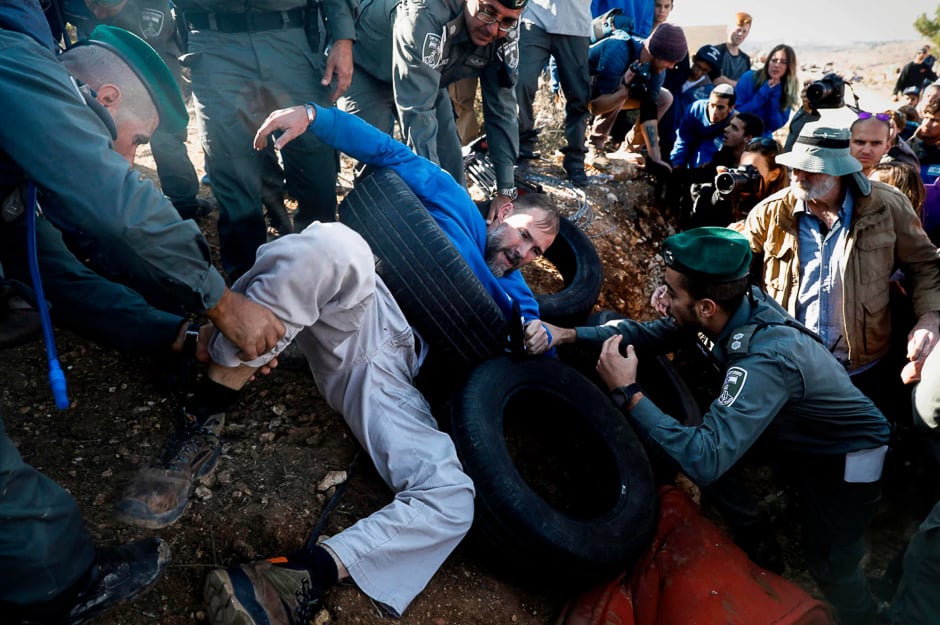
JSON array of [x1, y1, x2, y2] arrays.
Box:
[[915, 8, 940, 48]]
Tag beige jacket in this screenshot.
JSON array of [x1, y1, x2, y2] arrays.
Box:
[[742, 178, 940, 370]]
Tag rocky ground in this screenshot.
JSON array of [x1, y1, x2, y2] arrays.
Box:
[[2, 39, 935, 625]]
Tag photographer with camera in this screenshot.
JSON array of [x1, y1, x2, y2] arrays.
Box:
[[734, 44, 800, 138], [670, 84, 735, 169], [680, 132, 786, 230], [587, 22, 687, 172]]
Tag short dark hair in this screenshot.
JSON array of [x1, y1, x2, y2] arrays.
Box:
[[711, 89, 736, 108], [512, 193, 560, 236], [674, 272, 749, 311], [734, 112, 764, 138]]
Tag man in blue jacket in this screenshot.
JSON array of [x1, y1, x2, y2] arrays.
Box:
[[670, 84, 735, 168], [115, 104, 559, 624]]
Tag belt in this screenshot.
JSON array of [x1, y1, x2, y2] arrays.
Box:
[[185, 9, 305, 33]]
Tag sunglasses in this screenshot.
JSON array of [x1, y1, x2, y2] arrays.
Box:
[[858, 111, 891, 123], [746, 137, 780, 151]]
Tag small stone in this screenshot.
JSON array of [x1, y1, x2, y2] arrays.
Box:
[[259, 432, 276, 443], [195, 486, 212, 500], [317, 470, 347, 492]]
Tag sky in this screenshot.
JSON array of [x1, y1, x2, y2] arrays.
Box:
[[669, 0, 938, 47]]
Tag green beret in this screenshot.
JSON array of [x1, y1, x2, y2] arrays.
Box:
[[494, 0, 529, 10], [662, 227, 751, 283], [86, 25, 188, 134]]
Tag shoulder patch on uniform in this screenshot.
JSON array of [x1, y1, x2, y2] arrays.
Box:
[[139, 8, 165, 39], [498, 39, 519, 69], [422, 32, 446, 69], [717, 366, 748, 407]]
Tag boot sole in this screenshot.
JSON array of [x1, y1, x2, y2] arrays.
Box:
[[69, 539, 171, 625], [204, 568, 268, 625], [114, 440, 222, 530]]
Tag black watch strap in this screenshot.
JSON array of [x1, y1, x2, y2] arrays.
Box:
[[610, 382, 643, 410], [182, 321, 201, 357]]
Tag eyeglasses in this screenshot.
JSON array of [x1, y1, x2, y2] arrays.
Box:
[[858, 111, 891, 123], [473, 2, 519, 32]]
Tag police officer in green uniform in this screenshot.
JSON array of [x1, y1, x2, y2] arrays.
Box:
[[339, 0, 525, 215], [546, 228, 891, 625], [0, 24, 206, 355], [0, 2, 283, 621], [47, 0, 212, 220], [173, 0, 358, 281]]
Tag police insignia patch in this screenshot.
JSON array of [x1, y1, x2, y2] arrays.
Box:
[[422, 32, 445, 69], [717, 366, 747, 407], [498, 39, 519, 69], [140, 8, 165, 39]]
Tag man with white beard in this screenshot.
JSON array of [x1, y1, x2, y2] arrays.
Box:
[[738, 123, 940, 422]]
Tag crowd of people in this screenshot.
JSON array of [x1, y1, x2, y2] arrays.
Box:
[[3, 0, 940, 624]]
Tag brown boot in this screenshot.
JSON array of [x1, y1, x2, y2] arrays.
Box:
[[586, 147, 610, 170], [114, 412, 224, 529]]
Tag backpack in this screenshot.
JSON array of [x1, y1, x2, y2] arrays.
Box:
[[590, 8, 634, 43]]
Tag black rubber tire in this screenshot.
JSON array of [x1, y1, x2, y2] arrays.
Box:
[[533, 217, 603, 326], [447, 355, 658, 588], [338, 168, 508, 369]]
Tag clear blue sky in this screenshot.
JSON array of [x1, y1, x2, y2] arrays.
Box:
[[670, 1, 937, 46]]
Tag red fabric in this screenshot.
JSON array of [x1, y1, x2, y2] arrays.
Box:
[[558, 486, 834, 625]]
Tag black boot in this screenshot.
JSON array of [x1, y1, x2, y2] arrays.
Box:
[[67, 538, 170, 624], [9, 538, 169, 625]]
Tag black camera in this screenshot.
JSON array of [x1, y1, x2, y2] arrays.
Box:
[[627, 60, 652, 101], [805, 72, 845, 109], [715, 165, 762, 196]]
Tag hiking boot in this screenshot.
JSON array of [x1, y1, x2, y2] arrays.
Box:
[[68, 538, 170, 624], [586, 148, 609, 170], [204, 557, 323, 625], [566, 168, 590, 188], [114, 412, 224, 529]]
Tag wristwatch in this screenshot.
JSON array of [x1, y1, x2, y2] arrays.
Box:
[[304, 102, 316, 125], [610, 383, 643, 410], [497, 186, 518, 200]]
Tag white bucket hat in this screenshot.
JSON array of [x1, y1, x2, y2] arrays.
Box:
[[775, 123, 862, 176]]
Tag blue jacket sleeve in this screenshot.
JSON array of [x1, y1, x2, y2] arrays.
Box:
[[734, 70, 788, 136], [308, 105, 542, 324], [590, 36, 630, 95], [670, 102, 701, 168]]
